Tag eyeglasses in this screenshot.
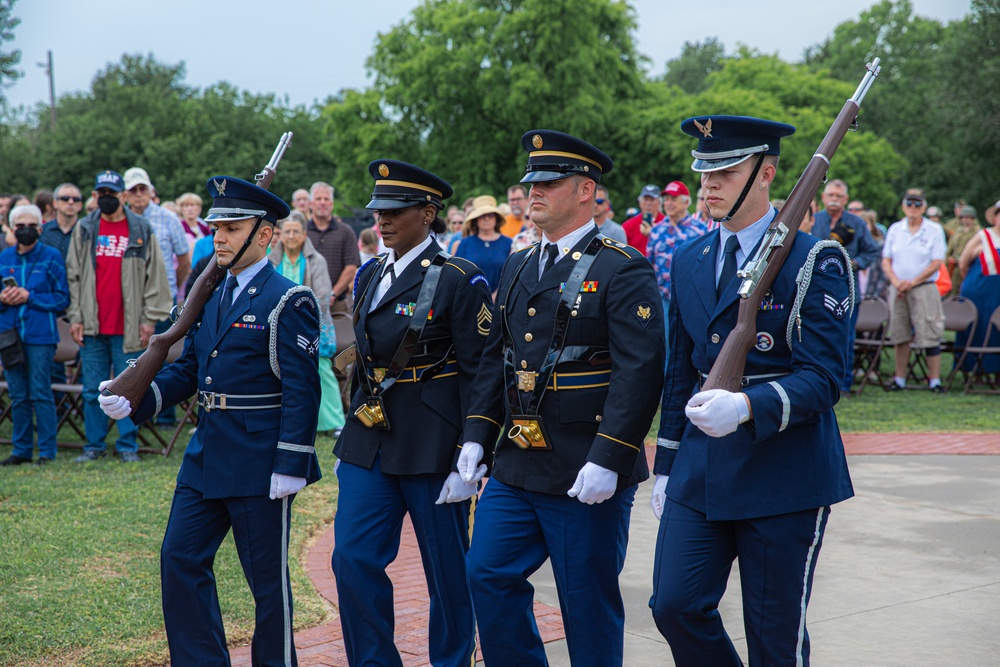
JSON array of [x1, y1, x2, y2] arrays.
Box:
[[595, 198, 606, 205], [57, 196, 83, 203], [847, 206, 864, 212], [903, 199, 924, 207]]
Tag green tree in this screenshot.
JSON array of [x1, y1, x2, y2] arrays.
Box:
[[0, 0, 21, 103], [0, 54, 335, 203], [321, 0, 645, 204], [662, 37, 727, 95]]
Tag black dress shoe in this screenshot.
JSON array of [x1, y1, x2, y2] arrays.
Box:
[[0, 455, 32, 466], [885, 382, 905, 392]]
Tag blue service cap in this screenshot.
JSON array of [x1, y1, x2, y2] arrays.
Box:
[[520, 130, 613, 184], [366, 160, 452, 211], [680, 115, 795, 172], [94, 170, 125, 193], [204, 176, 290, 224]]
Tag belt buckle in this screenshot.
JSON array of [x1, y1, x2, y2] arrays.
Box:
[[507, 415, 552, 450], [202, 391, 215, 412], [373, 368, 386, 383], [516, 370, 537, 392]]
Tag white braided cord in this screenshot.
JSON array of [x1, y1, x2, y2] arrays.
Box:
[[267, 285, 319, 379], [785, 241, 856, 349]]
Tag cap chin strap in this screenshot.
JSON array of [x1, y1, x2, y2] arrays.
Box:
[[713, 153, 766, 224], [218, 215, 266, 271]]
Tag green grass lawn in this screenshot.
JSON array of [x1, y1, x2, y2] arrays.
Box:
[[0, 425, 339, 667]]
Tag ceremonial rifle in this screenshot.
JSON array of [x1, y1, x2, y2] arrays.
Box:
[[702, 59, 880, 392], [102, 132, 294, 416]]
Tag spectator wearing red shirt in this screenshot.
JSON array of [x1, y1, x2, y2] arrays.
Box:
[[622, 184, 665, 254], [65, 170, 171, 462]]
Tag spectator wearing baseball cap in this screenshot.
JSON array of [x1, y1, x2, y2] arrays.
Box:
[[881, 187, 947, 392], [946, 204, 981, 295], [645, 180, 706, 362], [622, 183, 665, 254]]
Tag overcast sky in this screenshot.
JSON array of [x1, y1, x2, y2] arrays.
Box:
[[4, 0, 969, 111]]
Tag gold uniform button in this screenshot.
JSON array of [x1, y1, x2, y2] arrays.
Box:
[[525, 333, 533, 342], [595, 415, 602, 422], [210, 350, 218, 358], [528, 308, 536, 316], [205, 376, 213, 385], [711, 334, 720, 344], [521, 360, 528, 369]]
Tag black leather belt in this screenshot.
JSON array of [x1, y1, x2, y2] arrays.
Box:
[[198, 391, 282, 412]]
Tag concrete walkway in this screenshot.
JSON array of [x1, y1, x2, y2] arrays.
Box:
[[224, 432, 1000, 666]]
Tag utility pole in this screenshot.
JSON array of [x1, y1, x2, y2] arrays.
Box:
[[37, 50, 55, 130]]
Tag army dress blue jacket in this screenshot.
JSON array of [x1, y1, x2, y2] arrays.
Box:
[[333, 242, 492, 475], [464, 227, 665, 496], [134, 261, 322, 499], [656, 228, 855, 521]]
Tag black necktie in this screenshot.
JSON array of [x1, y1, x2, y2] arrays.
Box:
[[220, 275, 239, 316], [717, 235, 740, 299], [541, 243, 559, 276]]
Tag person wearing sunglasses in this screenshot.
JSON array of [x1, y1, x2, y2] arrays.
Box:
[[593, 184, 627, 244], [881, 188, 947, 392], [39, 183, 83, 261]]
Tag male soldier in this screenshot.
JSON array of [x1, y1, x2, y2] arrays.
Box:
[[98, 177, 321, 667], [460, 130, 665, 667], [649, 116, 854, 667]]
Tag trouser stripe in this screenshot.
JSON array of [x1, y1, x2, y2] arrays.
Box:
[[795, 506, 826, 667]]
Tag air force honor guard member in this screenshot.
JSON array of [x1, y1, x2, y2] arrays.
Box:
[[459, 130, 665, 667], [99, 176, 321, 667], [649, 116, 855, 667], [331, 160, 492, 667]]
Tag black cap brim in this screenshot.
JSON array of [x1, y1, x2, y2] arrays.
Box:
[[520, 170, 575, 184], [366, 199, 424, 211]]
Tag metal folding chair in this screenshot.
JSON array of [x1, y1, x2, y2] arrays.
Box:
[[852, 297, 890, 394], [959, 304, 1000, 393], [941, 296, 978, 390]]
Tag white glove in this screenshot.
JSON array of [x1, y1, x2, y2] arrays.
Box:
[[650, 474, 669, 520], [685, 389, 748, 438], [97, 380, 131, 420], [269, 473, 307, 500], [567, 462, 618, 505], [436, 471, 479, 504], [457, 441, 487, 483]]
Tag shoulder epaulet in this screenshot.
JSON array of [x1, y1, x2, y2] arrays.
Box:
[[445, 255, 476, 275], [601, 236, 638, 258], [353, 254, 386, 299]]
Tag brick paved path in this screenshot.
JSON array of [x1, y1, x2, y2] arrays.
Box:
[[215, 431, 999, 666]]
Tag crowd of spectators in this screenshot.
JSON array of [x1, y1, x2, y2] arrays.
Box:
[[0, 172, 997, 465]]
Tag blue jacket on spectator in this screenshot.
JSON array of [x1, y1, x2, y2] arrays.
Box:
[[0, 243, 70, 345]]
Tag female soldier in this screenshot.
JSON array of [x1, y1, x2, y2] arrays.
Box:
[[332, 160, 492, 667]]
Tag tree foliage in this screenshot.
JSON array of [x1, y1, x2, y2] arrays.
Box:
[[0, 54, 335, 203], [0, 0, 21, 103], [662, 38, 726, 94]]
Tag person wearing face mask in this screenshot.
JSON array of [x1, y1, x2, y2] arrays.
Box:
[[64, 170, 172, 463], [331, 160, 492, 667], [0, 205, 70, 466]]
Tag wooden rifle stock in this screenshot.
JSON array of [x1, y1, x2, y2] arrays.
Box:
[[104, 132, 294, 416], [702, 59, 880, 392]]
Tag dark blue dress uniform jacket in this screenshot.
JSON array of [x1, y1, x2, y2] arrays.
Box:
[[655, 229, 855, 521], [134, 262, 322, 498], [464, 227, 665, 496], [333, 243, 492, 475]]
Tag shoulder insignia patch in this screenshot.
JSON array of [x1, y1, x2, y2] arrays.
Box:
[[477, 303, 492, 336], [819, 255, 846, 275], [633, 302, 655, 329], [823, 293, 850, 319], [293, 294, 316, 311], [297, 334, 319, 357], [755, 331, 775, 351], [470, 274, 488, 287]]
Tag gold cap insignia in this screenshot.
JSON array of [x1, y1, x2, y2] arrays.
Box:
[[532, 134, 543, 149], [693, 118, 713, 138], [213, 178, 227, 196], [637, 305, 651, 320], [378, 164, 390, 177]]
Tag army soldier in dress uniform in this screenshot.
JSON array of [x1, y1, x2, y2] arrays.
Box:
[[459, 130, 665, 667], [99, 177, 321, 667], [648, 116, 855, 667], [331, 160, 492, 667]]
